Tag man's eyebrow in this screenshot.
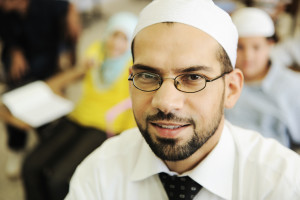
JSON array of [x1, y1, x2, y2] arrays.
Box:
[[132, 64, 213, 73], [132, 64, 159, 73], [176, 65, 213, 73]]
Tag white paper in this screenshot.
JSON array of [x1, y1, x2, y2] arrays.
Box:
[[2, 81, 74, 127]]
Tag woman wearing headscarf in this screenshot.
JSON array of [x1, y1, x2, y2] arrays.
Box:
[[68, 12, 137, 135], [21, 12, 138, 200]]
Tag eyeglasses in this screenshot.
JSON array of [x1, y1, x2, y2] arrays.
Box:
[[128, 71, 230, 93]]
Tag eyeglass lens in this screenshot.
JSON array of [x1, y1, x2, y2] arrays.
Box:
[[132, 72, 207, 93]]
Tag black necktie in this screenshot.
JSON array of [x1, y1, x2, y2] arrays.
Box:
[[159, 172, 202, 200]]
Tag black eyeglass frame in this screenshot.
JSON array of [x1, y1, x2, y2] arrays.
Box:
[[128, 71, 231, 93]]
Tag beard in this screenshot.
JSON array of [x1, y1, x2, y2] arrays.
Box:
[[134, 92, 225, 162]]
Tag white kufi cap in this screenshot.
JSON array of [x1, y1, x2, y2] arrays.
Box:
[[132, 0, 238, 68], [231, 7, 275, 37]]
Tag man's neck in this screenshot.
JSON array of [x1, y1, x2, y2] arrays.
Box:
[[165, 118, 224, 174]]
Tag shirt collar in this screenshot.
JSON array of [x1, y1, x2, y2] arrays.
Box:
[[130, 137, 169, 181], [188, 123, 235, 199], [130, 123, 235, 199]]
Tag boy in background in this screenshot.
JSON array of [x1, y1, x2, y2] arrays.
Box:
[[226, 7, 300, 149]]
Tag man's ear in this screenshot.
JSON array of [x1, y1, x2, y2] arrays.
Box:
[[129, 67, 132, 75], [224, 68, 244, 109], [128, 67, 133, 90]]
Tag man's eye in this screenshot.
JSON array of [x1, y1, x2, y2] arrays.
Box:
[[135, 72, 160, 83], [181, 74, 202, 81], [141, 73, 157, 79], [189, 74, 202, 81]]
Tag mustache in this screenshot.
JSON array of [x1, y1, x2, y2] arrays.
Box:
[[146, 110, 195, 126]]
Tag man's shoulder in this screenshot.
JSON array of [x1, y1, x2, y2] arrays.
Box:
[[70, 128, 143, 183], [77, 127, 143, 169], [227, 122, 300, 196], [227, 122, 299, 162], [67, 129, 145, 199], [100, 127, 143, 157]]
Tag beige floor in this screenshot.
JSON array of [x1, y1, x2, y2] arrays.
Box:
[[0, 1, 149, 199]]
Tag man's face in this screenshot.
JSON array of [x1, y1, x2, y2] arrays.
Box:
[[236, 36, 272, 82], [130, 23, 226, 161]]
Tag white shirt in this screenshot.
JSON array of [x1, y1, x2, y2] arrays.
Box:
[[66, 121, 300, 200]]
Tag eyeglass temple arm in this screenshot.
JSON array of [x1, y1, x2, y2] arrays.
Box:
[[128, 74, 133, 80], [206, 72, 230, 83]]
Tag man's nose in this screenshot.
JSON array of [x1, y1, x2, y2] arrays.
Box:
[[151, 79, 185, 114]]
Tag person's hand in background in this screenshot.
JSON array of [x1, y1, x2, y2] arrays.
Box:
[[10, 49, 28, 81]]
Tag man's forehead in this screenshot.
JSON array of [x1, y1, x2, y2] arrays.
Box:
[[133, 22, 221, 57]]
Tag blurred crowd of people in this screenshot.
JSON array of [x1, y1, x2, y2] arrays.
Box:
[[0, 0, 137, 199], [0, 0, 299, 199]]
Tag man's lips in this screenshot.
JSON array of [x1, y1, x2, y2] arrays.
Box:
[[151, 122, 189, 129], [150, 121, 191, 138]]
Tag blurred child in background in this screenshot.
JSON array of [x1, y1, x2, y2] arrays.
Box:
[[225, 7, 300, 149]]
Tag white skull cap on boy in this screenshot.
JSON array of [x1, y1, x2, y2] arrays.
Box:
[[231, 7, 275, 38], [132, 0, 238, 67]]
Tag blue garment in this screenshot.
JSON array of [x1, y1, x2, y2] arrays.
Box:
[[97, 50, 131, 89], [225, 61, 300, 147]]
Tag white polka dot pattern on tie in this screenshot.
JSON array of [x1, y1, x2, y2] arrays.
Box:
[[159, 172, 202, 200]]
